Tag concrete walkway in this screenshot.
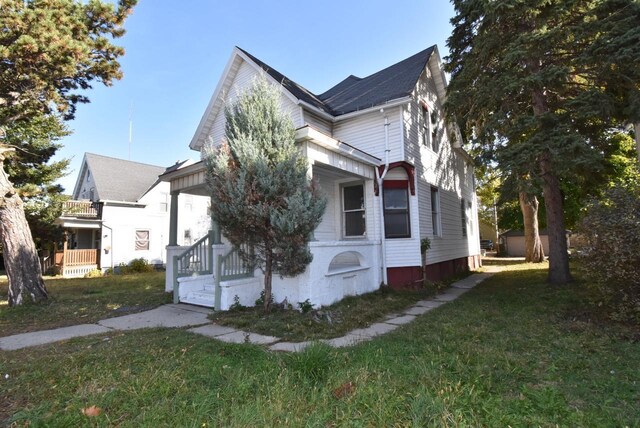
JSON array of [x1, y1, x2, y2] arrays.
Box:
[[0, 271, 497, 352]]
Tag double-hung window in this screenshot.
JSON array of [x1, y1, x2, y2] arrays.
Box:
[[342, 184, 366, 237], [422, 105, 439, 152], [384, 185, 410, 238], [461, 199, 468, 237], [431, 186, 441, 237]]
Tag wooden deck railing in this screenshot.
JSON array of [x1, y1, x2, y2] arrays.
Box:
[[62, 249, 99, 266], [61, 200, 102, 218]]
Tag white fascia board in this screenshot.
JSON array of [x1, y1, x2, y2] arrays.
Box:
[[71, 154, 89, 200], [100, 200, 146, 208], [332, 97, 411, 122], [235, 50, 300, 106], [54, 217, 102, 229], [295, 126, 381, 166], [159, 160, 205, 183], [189, 49, 242, 151]]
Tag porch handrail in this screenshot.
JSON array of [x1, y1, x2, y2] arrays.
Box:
[[172, 230, 214, 303], [61, 200, 102, 218], [214, 243, 254, 310]]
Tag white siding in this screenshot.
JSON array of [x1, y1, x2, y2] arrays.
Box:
[[313, 168, 338, 241], [303, 111, 333, 135], [405, 57, 480, 264], [206, 60, 302, 148], [333, 107, 402, 161]]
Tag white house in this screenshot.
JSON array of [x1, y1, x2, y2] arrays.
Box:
[[54, 153, 210, 277], [161, 45, 481, 310]]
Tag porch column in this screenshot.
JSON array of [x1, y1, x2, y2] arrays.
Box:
[[169, 191, 179, 246]]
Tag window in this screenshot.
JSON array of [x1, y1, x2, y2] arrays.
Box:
[[430, 110, 439, 152], [160, 192, 169, 212], [467, 201, 474, 236], [421, 106, 430, 147], [430, 187, 441, 237], [184, 195, 193, 212], [342, 184, 366, 237], [461, 199, 467, 237], [384, 186, 410, 238], [135, 230, 150, 251]]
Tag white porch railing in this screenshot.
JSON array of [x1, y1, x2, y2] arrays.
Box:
[[172, 231, 254, 308]]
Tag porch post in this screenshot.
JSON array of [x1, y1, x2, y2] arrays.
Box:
[[169, 191, 179, 246]]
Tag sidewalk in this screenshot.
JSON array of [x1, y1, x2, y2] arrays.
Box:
[[0, 270, 497, 352]]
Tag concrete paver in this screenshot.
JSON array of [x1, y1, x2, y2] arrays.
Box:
[[385, 315, 416, 325], [322, 334, 367, 348], [0, 324, 112, 351], [414, 300, 444, 309], [215, 330, 279, 345], [269, 341, 314, 352], [188, 324, 237, 338], [98, 305, 211, 330], [404, 305, 434, 316], [350, 322, 399, 338]]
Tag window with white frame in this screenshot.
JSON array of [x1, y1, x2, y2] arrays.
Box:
[[461, 199, 468, 237], [430, 110, 439, 152], [421, 105, 430, 147], [342, 183, 366, 237], [467, 200, 474, 236], [384, 186, 410, 238], [135, 230, 150, 251], [160, 192, 169, 212], [430, 186, 441, 237]]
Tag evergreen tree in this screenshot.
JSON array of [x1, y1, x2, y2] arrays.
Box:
[[204, 77, 326, 313], [445, 0, 640, 284], [4, 114, 70, 248], [0, 0, 136, 306]]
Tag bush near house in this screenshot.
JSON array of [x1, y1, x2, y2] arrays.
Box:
[[577, 182, 640, 324]]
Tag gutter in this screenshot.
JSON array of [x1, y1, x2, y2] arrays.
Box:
[[376, 110, 391, 285]]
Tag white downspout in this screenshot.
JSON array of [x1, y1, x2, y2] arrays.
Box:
[[376, 111, 390, 285]]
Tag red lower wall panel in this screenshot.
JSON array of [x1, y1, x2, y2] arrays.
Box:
[[389, 255, 482, 287]]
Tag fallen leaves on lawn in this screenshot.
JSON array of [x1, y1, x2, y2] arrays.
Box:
[[332, 382, 356, 399], [81, 405, 102, 417]]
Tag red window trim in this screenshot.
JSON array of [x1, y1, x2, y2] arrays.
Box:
[[374, 161, 415, 196]]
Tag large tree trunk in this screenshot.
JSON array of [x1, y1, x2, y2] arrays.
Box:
[[539, 152, 572, 284], [531, 83, 572, 284], [0, 148, 48, 306], [519, 191, 545, 263], [263, 248, 273, 314]]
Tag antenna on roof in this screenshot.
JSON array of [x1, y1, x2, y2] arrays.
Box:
[[128, 101, 134, 160]]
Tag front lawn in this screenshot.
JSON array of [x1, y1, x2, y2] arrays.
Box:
[[1, 262, 638, 426], [0, 272, 170, 336]]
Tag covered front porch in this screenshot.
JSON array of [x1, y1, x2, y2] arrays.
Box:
[[160, 126, 384, 310], [53, 201, 102, 277]]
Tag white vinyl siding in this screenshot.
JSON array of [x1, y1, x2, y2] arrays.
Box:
[[407, 55, 480, 264], [333, 106, 402, 162], [207, 60, 302, 148], [303, 111, 333, 135]]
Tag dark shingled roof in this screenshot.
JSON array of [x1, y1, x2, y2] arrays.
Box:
[[238, 45, 437, 116], [84, 153, 166, 202]]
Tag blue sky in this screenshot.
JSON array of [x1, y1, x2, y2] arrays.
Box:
[[55, 0, 457, 193]]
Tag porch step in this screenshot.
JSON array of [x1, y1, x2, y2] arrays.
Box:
[[182, 290, 216, 308]]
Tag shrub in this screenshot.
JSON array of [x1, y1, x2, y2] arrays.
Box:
[[229, 295, 245, 311], [255, 290, 274, 307], [84, 269, 103, 278], [577, 182, 640, 324], [115, 258, 155, 275], [297, 299, 314, 314]]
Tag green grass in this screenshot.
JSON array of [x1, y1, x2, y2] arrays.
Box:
[[1, 262, 638, 426], [0, 272, 171, 336]]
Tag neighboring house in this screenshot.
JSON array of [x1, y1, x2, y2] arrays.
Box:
[[162, 45, 481, 309], [499, 229, 570, 257], [54, 153, 210, 277]]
